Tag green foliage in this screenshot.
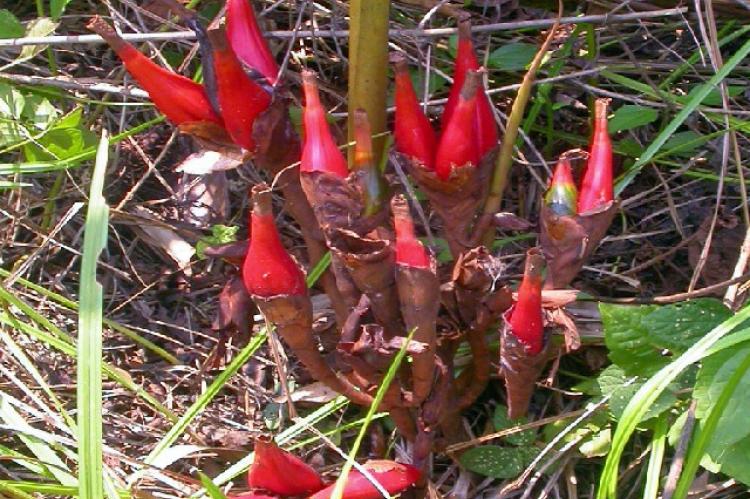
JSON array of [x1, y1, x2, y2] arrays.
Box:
[[23, 108, 97, 161], [607, 105, 659, 134], [196, 224, 239, 259], [601, 299, 731, 376], [492, 404, 536, 446], [0, 10, 24, 39], [460, 445, 537, 479], [488, 43, 538, 71]]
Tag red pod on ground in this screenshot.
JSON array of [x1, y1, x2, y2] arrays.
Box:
[[87, 16, 222, 126], [509, 248, 545, 355], [225, 0, 279, 84], [391, 52, 437, 170], [207, 26, 271, 152], [434, 70, 482, 181], [578, 98, 613, 213], [242, 186, 306, 298], [308, 460, 421, 499], [544, 152, 579, 217], [246, 438, 326, 496], [442, 19, 498, 158], [300, 71, 350, 178]]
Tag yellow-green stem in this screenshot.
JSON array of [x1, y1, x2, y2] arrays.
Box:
[[347, 0, 390, 166]]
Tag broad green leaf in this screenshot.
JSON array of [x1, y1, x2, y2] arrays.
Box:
[[22, 96, 59, 130], [460, 446, 537, 479], [601, 299, 731, 376], [579, 428, 611, 458], [694, 344, 750, 453], [607, 105, 659, 133], [595, 365, 676, 420], [0, 10, 23, 39], [492, 404, 536, 446], [659, 131, 705, 157], [711, 435, 750, 487], [487, 43, 538, 71]]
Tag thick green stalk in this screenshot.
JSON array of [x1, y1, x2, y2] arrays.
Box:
[[347, 0, 390, 165]]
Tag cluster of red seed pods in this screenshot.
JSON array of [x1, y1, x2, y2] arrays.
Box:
[[392, 17, 498, 181]]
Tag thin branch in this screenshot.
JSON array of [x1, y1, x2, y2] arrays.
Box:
[[0, 8, 687, 48]]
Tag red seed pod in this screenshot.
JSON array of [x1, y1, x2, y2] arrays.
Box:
[[442, 19, 497, 158], [300, 71, 349, 178], [230, 493, 278, 499], [87, 16, 221, 126], [391, 52, 437, 170], [578, 98, 614, 213], [508, 249, 545, 355], [207, 26, 271, 152], [225, 0, 279, 84], [308, 461, 421, 499], [544, 152, 579, 217], [434, 70, 481, 181], [242, 185, 306, 297], [392, 197, 430, 269], [246, 438, 326, 496]]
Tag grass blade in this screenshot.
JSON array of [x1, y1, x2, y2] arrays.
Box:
[[615, 37, 750, 195], [597, 304, 750, 499], [76, 130, 110, 499], [329, 327, 417, 499], [671, 349, 750, 499], [643, 416, 667, 499]]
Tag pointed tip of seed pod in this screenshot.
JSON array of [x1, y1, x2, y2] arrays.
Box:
[[87, 16, 127, 51], [458, 14, 472, 39], [389, 51, 409, 72], [544, 153, 579, 216], [250, 183, 273, 217], [594, 98, 611, 121], [392, 195, 431, 269], [509, 248, 546, 355]]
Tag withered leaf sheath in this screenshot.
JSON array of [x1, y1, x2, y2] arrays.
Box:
[[500, 248, 550, 419], [392, 195, 439, 404], [243, 184, 372, 406], [329, 229, 402, 337]]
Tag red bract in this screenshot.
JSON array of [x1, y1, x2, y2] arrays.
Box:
[[308, 461, 421, 499], [434, 70, 481, 181], [391, 52, 436, 170], [508, 249, 545, 355], [578, 98, 613, 213], [225, 0, 279, 84], [442, 19, 497, 158], [393, 199, 430, 269], [87, 16, 221, 126], [246, 438, 325, 496], [300, 71, 349, 178], [207, 26, 271, 152], [242, 185, 306, 297], [544, 153, 578, 217]]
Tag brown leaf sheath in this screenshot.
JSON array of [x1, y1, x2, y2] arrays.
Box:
[[499, 313, 553, 420], [392, 197, 440, 404], [399, 148, 496, 258], [253, 293, 373, 406], [539, 200, 618, 288], [329, 229, 402, 336]]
